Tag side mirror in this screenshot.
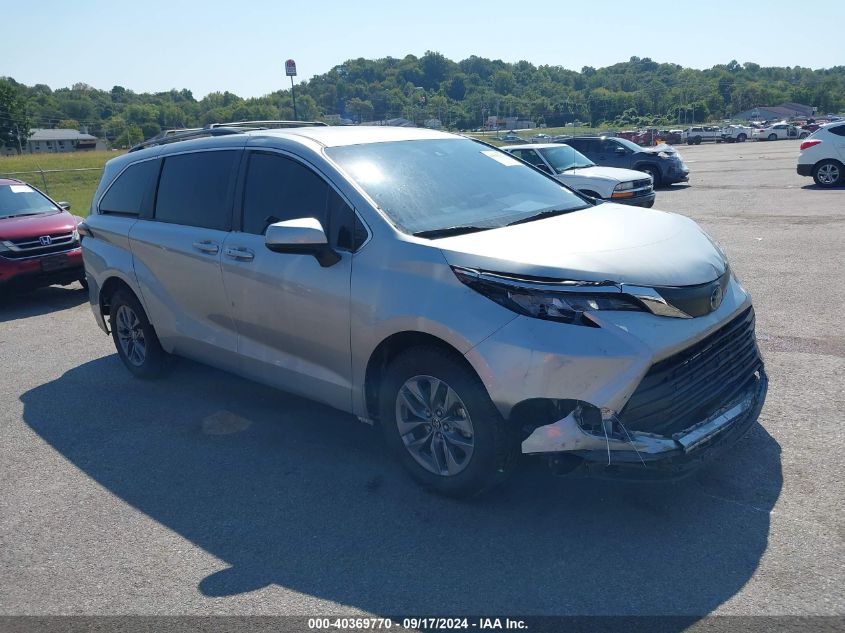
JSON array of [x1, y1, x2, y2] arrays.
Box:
[[58, 201, 71, 211], [265, 217, 341, 268]]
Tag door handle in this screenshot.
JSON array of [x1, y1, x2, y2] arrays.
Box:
[[192, 241, 219, 254], [224, 246, 255, 261]]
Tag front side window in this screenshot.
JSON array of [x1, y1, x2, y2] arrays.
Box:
[[327, 138, 586, 236], [154, 151, 237, 230], [0, 183, 59, 218], [100, 159, 158, 215], [241, 153, 330, 236]]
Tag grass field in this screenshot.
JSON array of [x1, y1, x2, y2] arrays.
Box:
[[0, 151, 121, 215]]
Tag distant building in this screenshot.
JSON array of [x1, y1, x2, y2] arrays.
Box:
[[733, 103, 816, 121], [26, 128, 101, 153]]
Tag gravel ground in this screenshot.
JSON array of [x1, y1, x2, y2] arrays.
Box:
[[0, 140, 842, 621]]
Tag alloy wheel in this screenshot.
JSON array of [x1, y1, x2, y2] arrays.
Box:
[[817, 164, 840, 185], [115, 305, 147, 366], [395, 375, 475, 477]]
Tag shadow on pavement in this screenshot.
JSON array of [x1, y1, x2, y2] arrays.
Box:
[[0, 283, 87, 322], [21, 356, 782, 620]]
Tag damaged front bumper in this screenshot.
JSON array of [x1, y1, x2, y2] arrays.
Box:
[[521, 368, 767, 478]]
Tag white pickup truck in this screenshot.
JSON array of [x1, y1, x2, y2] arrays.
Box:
[[720, 124, 753, 143], [681, 126, 723, 145]]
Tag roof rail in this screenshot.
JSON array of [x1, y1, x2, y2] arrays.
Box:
[[205, 120, 328, 129], [128, 127, 244, 152]]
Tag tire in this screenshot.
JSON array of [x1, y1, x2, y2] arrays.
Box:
[[379, 346, 517, 497], [686, 139, 693, 145], [78, 276, 88, 291], [694, 136, 702, 145], [812, 160, 843, 188], [639, 165, 661, 187], [109, 289, 167, 379], [738, 133, 747, 142], [768, 133, 777, 141], [799, 132, 809, 139]]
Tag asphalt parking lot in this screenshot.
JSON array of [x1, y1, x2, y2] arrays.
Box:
[[1, 140, 843, 623]]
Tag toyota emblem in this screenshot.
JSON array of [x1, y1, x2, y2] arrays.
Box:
[[709, 284, 724, 311]]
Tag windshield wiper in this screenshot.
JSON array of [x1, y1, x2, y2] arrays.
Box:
[[506, 207, 582, 227], [566, 164, 594, 170], [3, 212, 49, 218], [413, 225, 491, 239]]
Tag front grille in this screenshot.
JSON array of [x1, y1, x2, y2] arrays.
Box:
[[630, 178, 653, 197], [619, 308, 762, 437], [1, 231, 78, 259]]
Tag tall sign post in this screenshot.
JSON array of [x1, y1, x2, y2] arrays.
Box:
[[285, 59, 298, 120]]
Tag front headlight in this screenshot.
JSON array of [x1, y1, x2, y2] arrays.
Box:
[[453, 267, 646, 326], [0, 241, 10, 253], [613, 181, 635, 191]]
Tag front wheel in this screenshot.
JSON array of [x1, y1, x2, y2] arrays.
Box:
[[813, 160, 843, 187], [738, 133, 747, 142], [379, 347, 516, 497], [639, 165, 661, 187], [768, 133, 777, 141], [694, 136, 702, 145], [109, 289, 167, 379]]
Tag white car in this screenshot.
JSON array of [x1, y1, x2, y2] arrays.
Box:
[[797, 121, 845, 187], [503, 143, 655, 207], [752, 122, 808, 141]]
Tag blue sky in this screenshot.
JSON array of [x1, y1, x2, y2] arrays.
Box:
[[3, 0, 841, 98]]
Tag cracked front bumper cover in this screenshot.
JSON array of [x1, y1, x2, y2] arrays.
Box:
[[522, 368, 767, 477]]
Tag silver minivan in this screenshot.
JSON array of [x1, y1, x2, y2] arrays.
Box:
[[81, 125, 767, 497]]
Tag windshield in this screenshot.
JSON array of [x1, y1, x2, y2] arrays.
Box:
[[0, 183, 59, 219], [537, 145, 594, 172], [613, 137, 642, 152], [326, 138, 587, 235]]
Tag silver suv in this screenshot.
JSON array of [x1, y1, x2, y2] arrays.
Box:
[[81, 125, 767, 497]]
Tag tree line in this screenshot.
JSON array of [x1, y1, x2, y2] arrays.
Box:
[[2, 54, 844, 152]]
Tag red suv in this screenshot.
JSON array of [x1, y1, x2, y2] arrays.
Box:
[[0, 179, 85, 291]]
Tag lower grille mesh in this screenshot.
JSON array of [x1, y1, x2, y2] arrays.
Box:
[[620, 308, 762, 436]]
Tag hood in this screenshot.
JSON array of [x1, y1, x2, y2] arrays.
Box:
[[640, 144, 676, 155], [0, 210, 77, 241], [435, 204, 727, 287], [564, 165, 652, 183]]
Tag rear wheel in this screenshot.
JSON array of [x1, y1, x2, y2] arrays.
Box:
[[109, 290, 167, 379], [813, 160, 842, 187], [738, 133, 747, 142], [694, 136, 702, 145], [379, 347, 516, 497], [768, 133, 777, 141]]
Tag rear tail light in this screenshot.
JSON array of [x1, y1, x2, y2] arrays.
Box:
[[800, 139, 822, 151]]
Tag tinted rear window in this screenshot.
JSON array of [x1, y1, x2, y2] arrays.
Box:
[[99, 159, 158, 215], [154, 151, 237, 230]]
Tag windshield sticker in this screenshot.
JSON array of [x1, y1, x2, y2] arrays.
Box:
[[9, 185, 34, 194], [481, 150, 521, 167]]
